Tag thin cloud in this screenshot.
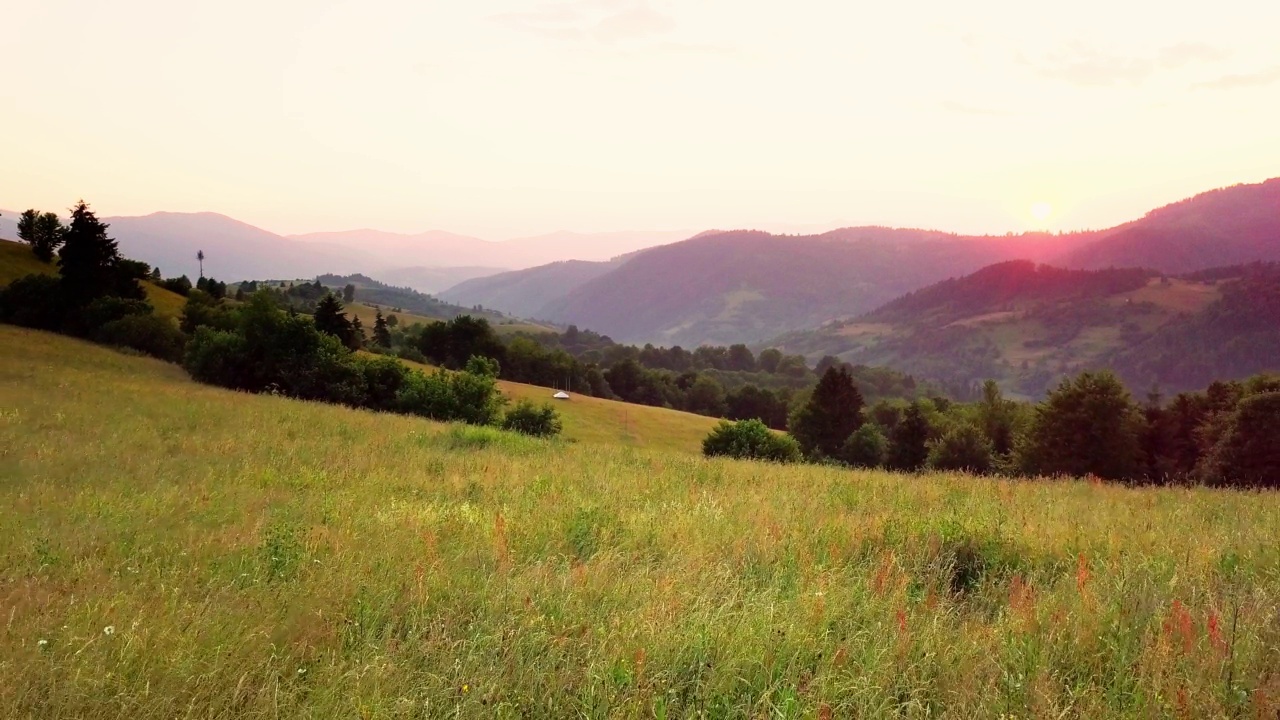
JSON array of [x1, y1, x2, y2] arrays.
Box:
[[1194, 66, 1280, 90], [1034, 42, 1228, 87], [592, 5, 675, 42]]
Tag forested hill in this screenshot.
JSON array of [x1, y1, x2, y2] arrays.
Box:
[[435, 178, 1278, 347], [864, 262, 1155, 325], [1055, 178, 1280, 272], [767, 261, 1280, 399]]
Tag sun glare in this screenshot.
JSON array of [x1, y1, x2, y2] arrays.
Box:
[[1030, 201, 1053, 224]]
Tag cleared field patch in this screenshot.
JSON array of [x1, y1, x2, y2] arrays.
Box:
[[2, 325, 1279, 717], [1111, 277, 1221, 314]]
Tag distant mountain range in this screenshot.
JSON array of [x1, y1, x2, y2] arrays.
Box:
[[438, 178, 1280, 346], [0, 209, 691, 293]]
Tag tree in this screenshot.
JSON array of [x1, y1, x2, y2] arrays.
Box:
[[886, 401, 933, 472], [702, 419, 801, 463], [843, 424, 888, 468], [1200, 391, 1280, 488], [789, 365, 864, 460], [313, 293, 360, 350], [756, 348, 783, 373], [197, 250, 205, 279], [726, 344, 756, 372], [18, 209, 66, 263], [726, 385, 788, 430], [684, 375, 727, 417], [373, 308, 392, 347], [927, 424, 994, 474], [343, 283, 356, 303], [1018, 371, 1143, 481], [58, 201, 140, 304], [977, 380, 1018, 456]]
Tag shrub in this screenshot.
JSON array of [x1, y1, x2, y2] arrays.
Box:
[[843, 423, 888, 468], [927, 423, 995, 474], [502, 400, 563, 437], [702, 419, 802, 463], [94, 314, 187, 362], [0, 274, 65, 330]]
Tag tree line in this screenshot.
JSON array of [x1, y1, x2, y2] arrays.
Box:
[[704, 364, 1280, 489]]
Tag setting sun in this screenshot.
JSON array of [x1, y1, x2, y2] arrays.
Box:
[[1030, 201, 1054, 223]]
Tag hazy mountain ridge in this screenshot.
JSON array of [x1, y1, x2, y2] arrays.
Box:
[[438, 178, 1279, 346]]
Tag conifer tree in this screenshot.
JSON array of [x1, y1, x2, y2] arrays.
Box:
[[789, 365, 864, 460], [373, 308, 392, 347], [58, 201, 137, 303]]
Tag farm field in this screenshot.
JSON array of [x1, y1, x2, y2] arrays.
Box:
[[2, 326, 1279, 718]]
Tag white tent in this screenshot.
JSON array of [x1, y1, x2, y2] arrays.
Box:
[[552, 391, 570, 400]]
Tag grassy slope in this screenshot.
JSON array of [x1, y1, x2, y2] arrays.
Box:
[[0, 239, 187, 320], [2, 325, 1279, 717], [394, 355, 720, 455]]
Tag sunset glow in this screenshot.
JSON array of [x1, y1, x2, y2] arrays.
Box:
[[1030, 202, 1054, 223], [3, 1, 1279, 238]]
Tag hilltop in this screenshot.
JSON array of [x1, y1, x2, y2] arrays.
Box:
[[438, 179, 1279, 346], [768, 259, 1279, 397]]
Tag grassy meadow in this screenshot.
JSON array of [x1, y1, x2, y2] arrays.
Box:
[[2, 325, 1279, 718]]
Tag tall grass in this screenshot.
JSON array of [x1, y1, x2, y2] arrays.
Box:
[[1, 326, 1278, 718]]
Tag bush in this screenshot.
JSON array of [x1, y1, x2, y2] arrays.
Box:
[[94, 314, 187, 362], [702, 419, 802, 463], [843, 423, 888, 468], [927, 423, 995, 474], [0, 274, 65, 330], [65, 296, 154, 337], [502, 400, 563, 437]]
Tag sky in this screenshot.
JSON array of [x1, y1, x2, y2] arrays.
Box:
[[3, 0, 1279, 239]]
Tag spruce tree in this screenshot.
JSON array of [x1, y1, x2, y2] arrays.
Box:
[[373, 308, 392, 347], [58, 201, 132, 304], [789, 365, 864, 460], [886, 401, 933, 471], [313, 293, 358, 350]]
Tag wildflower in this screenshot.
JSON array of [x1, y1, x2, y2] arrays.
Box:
[[462, 683, 470, 694], [297, 668, 307, 676], [103, 626, 115, 636], [37, 639, 49, 649]]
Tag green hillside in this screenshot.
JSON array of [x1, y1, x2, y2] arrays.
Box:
[[768, 261, 1251, 398], [0, 239, 188, 320], [2, 325, 1279, 717]]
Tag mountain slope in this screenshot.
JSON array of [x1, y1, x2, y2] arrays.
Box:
[[438, 258, 623, 319], [1054, 178, 1280, 272], [530, 228, 1094, 346], [768, 260, 1275, 398]]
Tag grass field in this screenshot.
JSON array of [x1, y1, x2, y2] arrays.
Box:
[[2, 325, 1279, 718], [393, 355, 720, 455], [0, 239, 187, 320]]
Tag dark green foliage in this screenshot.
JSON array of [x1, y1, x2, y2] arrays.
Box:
[[181, 290, 235, 334], [313, 293, 361, 351], [1018, 371, 1143, 481], [373, 308, 392, 348], [702, 419, 802, 463], [58, 202, 142, 305], [886, 401, 933, 472], [725, 385, 789, 430], [342, 284, 355, 303], [94, 314, 187, 362], [417, 314, 505, 369], [842, 424, 888, 468], [789, 365, 864, 460], [0, 274, 66, 330], [501, 400, 564, 437], [159, 275, 193, 296], [195, 276, 227, 300], [182, 292, 504, 425], [927, 424, 994, 474], [1200, 391, 1280, 488], [683, 375, 727, 417], [18, 210, 66, 263], [977, 380, 1018, 456]]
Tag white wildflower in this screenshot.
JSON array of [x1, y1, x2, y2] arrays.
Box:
[[37, 639, 49, 649], [103, 626, 115, 636]]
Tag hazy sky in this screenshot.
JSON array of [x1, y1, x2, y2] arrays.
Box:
[[3, 0, 1278, 238]]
